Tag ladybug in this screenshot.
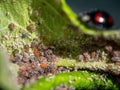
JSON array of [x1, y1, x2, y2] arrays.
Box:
[[78, 9, 114, 30]]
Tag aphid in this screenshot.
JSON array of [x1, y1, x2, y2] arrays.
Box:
[[35, 10, 40, 17], [31, 39, 38, 48], [21, 33, 28, 38], [13, 49, 19, 56], [112, 51, 120, 57], [78, 54, 84, 62], [78, 9, 114, 30], [111, 57, 120, 62], [40, 62, 47, 69], [48, 45, 55, 50], [19, 66, 28, 71], [24, 44, 29, 52], [39, 56, 47, 62], [27, 24, 35, 32], [33, 47, 40, 57], [105, 45, 113, 53], [8, 23, 15, 30], [83, 52, 90, 61], [40, 45, 48, 50]]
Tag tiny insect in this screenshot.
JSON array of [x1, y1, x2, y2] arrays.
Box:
[[78, 9, 114, 30], [40, 63, 47, 69], [27, 24, 35, 32], [21, 33, 28, 38], [8, 23, 15, 30], [24, 44, 29, 52], [35, 10, 40, 17], [33, 47, 40, 57]]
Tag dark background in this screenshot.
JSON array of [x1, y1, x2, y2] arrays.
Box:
[[66, 0, 120, 29]]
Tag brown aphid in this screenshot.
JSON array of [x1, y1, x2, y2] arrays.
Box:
[[83, 52, 90, 61], [33, 47, 40, 57], [20, 70, 29, 77], [111, 57, 120, 62], [8, 23, 14, 30], [27, 24, 35, 32], [46, 49, 53, 55], [40, 63, 47, 69], [41, 45, 48, 50], [105, 45, 113, 53], [24, 44, 29, 52], [31, 39, 38, 48], [19, 66, 28, 71], [112, 51, 120, 57], [78, 54, 84, 62], [94, 54, 99, 61], [48, 64, 57, 74], [91, 51, 98, 61], [112, 70, 120, 76], [50, 67, 57, 74], [39, 56, 47, 62], [91, 52, 96, 58], [26, 64, 33, 70], [30, 64, 36, 69], [48, 45, 55, 50], [35, 10, 40, 17], [37, 43, 47, 51], [13, 49, 19, 56]]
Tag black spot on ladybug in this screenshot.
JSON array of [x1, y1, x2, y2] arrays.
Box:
[[78, 9, 114, 30]]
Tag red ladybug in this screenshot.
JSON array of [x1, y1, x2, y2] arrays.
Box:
[[79, 9, 114, 30]]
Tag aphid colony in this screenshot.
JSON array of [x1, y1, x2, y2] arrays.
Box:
[[10, 39, 57, 86]]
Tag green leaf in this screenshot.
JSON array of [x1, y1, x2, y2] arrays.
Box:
[[0, 0, 94, 57], [22, 71, 118, 90], [0, 0, 38, 53], [0, 1, 119, 90], [0, 0, 30, 31]]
